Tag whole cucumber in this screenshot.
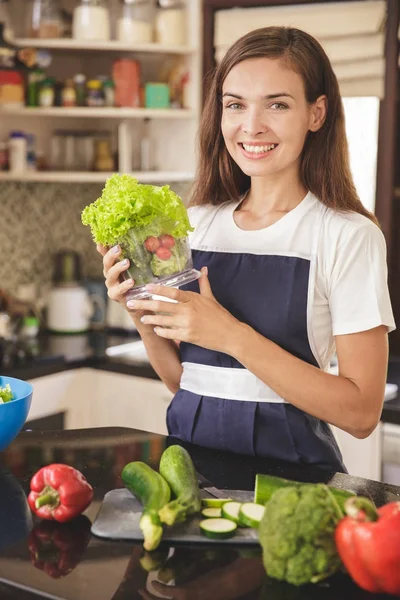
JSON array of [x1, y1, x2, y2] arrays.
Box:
[[254, 474, 356, 514], [158, 445, 202, 526], [122, 461, 171, 551]]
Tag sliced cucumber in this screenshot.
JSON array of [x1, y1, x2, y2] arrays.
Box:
[[200, 518, 237, 539], [239, 502, 265, 528], [221, 501, 243, 524], [201, 507, 222, 518], [201, 498, 232, 509]]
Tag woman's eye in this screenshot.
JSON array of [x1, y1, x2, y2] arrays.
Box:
[[270, 102, 288, 110], [225, 102, 243, 110]]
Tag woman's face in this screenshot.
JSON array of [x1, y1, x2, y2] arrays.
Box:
[[221, 57, 326, 180]]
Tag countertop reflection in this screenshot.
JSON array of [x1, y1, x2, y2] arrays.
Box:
[[0, 427, 399, 599]]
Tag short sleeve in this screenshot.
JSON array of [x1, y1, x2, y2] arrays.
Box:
[[328, 221, 396, 336]]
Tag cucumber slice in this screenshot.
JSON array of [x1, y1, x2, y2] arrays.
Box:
[[201, 507, 222, 518], [239, 502, 265, 528], [200, 518, 237, 539], [201, 498, 232, 508], [221, 501, 242, 524]]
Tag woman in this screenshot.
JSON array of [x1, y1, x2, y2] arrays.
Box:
[[99, 26, 395, 472]]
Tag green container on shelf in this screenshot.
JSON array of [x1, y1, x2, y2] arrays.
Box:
[[145, 83, 170, 108]]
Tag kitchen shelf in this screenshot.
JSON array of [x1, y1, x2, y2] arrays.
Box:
[[0, 171, 194, 183], [0, 107, 194, 119], [15, 38, 195, 54]]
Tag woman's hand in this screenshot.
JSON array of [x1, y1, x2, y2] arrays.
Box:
[[127, 267, 244, 353], [96, 243, 148, 324]]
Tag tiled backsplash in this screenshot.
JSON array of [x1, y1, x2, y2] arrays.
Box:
[[0, 181, 191, 300]]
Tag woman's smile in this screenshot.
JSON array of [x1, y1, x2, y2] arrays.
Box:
[[238, 142, 279, 160]]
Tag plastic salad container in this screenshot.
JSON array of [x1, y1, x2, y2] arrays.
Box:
[[81, 174, 201, 300]]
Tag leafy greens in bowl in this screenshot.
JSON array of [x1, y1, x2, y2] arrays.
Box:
[[82, 174, 200, 300]]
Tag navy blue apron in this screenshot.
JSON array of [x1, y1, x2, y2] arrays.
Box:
[[166, 209, 346, 473]]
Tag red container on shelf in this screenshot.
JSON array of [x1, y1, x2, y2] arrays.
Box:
[[112, 59, 141, 108], [0, 70, 24, 108]]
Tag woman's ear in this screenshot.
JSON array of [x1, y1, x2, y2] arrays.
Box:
[[309, 95, 327, 132]]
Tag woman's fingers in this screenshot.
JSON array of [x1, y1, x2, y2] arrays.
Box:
[[103, 244, 122, 273], [105, 258, 130, 286], [108, 278, 134, 301], [96, 243, 108, 257]]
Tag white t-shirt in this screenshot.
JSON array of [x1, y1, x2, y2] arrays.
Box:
[[187, 191, 395, 371]]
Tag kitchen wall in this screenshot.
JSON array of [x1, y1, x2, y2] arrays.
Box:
[[0, 180, 191, 300]]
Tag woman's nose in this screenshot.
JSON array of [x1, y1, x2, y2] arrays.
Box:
[[242, 108, 268, 136]]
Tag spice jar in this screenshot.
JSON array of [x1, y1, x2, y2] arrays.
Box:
[[94, 138, 114, 171], [26, 0, 63, 39], [155, 0, 185, 45], [61, 79, 76, 107], [117, 0, 154, 44], [74, 74, 86, 106], [72, 0, 111, 41], [39, 78, 55, 106], [86, 80, 104, 107]]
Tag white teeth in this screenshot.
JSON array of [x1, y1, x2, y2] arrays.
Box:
[[242, 143, 277, 153]]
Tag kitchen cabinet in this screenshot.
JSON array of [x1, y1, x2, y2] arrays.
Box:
[[0, 0, 202, 184], [27, 368, 172, 434]]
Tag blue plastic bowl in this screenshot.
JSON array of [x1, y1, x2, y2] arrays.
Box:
[[0, 376, 33, 451]]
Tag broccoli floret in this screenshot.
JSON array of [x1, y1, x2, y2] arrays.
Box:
[[258, 484, 343, 587]]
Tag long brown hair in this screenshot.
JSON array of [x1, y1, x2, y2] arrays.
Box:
[[190, 26, 378, 225]]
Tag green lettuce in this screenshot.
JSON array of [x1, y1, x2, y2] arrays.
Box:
[[81, 174, 193, 247], [0, 384, 13, 403]]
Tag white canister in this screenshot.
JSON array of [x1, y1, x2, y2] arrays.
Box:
[[8, 131, 27, 173], [117, 17, 153, 43], [72, 1, 111, 41], [155, 1, 186, 45]]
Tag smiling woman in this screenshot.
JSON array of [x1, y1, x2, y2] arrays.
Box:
[[98, 26, 395, 474]]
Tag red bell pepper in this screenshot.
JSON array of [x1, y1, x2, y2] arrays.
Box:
[[28, 515, 91, 578], [28, 464, 93, 523], [335, 496, 400, 596]]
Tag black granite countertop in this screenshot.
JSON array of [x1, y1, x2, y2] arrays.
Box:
[[0, 426, 400, 600], [2, 330, 400, 426]]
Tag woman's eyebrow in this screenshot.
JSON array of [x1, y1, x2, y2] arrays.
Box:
[[222, 92, 294, 100]]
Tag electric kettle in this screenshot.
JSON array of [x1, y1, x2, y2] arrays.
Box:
[[46, 284, 105, 334]]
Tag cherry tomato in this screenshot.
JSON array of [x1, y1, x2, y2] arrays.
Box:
[[144, 237, 161, 253], [156, 247, 172, 260], [159, 234, 175, 249]]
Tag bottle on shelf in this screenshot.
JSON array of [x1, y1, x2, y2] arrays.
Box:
[[8, 131, 27, 173], [39, 78, 55, 107], [140, 118, 154, 171], [86, 80, 104, 107], [26, 133, 37, 171], [72, 0, 111, 41], [61, 79, 77, 107], [117, 0, 155, 44], [94, 137, 114, 171], [74, 74, 87, 106], [103, 80, 115, 107]]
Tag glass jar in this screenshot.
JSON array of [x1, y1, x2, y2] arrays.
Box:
[[155, 0, 185, 45], [0, 0, 15, 43], [72, 0, 110, 41], [26, 0, 63, 39], [117, 0, 154, 44]]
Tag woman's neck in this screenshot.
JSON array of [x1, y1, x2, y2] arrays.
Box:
[[241, 171, 308, 216]]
